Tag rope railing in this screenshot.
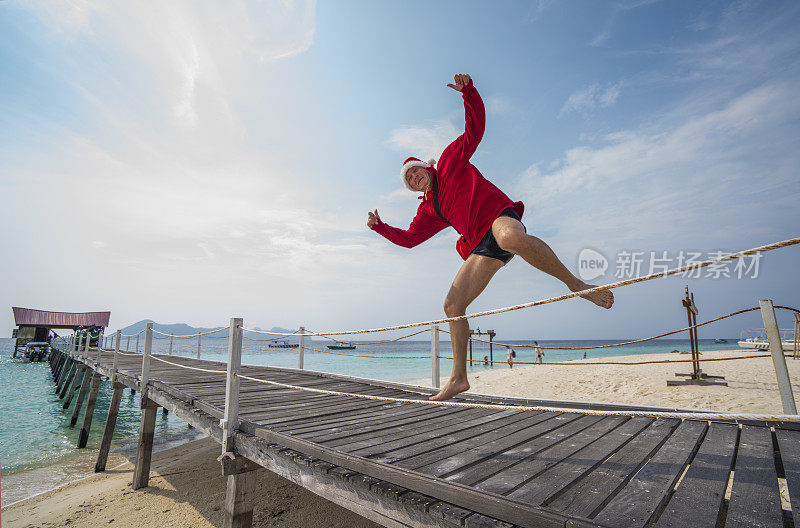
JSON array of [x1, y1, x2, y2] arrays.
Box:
[[442, 353, 781, 366], [243, 329, 301, 342], [238, 237, 800, 337], [304, 328, 432, 346], [149, 354, 227, 374], [454, 307, 763, 350], [151, 327, 226, 338]]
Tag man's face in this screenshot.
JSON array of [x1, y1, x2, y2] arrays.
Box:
[[406, 166, 430, 192]]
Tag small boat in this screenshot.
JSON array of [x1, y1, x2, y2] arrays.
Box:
[[327, 344, 356, 350], [268, 340, 299, 349], [714, 338, 728, 344], [737, 328, 796, 351]]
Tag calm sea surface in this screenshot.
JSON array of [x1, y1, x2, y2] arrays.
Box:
[[0, 335, 737, 504]]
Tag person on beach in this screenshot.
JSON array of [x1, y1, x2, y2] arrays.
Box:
[[367, 73, 614, 401], [534, 341, 544, 364], [506, 345, 514, 369]]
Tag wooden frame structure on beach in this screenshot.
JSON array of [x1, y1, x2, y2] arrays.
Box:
[[668, 287, 727, 387], [44, 301, 799, 528]]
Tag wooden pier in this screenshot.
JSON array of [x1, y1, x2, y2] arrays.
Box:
[[47, 332, 799, 528]]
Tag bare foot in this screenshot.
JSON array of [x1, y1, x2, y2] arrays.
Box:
[[572, 282, 614, 309], [429, 378, 470, 401]]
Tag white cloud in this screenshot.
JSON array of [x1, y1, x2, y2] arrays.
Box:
[[517, 82, 800, 249], [559, 83, 622, 117], [386, 119, 460, 162]]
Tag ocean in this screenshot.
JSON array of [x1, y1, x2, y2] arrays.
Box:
[[0, 335, 737, 505]]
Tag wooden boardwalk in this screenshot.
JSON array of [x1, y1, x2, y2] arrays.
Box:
[[48, 345, 800, 528]]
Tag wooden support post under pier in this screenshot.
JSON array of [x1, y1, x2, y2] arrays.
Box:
[[78, 371, 101, 447], [70, 367, 93, 426], [63, 365, 85, 408], [58, 360, 76, 398], [55, 355, 71, 391], [51, 351, 64, 378], [55, 352, 68, 380], [133, 323, 156, 490], [220, 454, 260, 528], [132, 397, 158, 489], [95, 382, 124, 472]]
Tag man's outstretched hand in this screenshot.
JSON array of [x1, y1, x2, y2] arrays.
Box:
[[447, 73, 471, 92], [367, 209, 381, 228]]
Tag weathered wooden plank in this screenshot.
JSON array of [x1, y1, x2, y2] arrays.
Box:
[[386, 411, 555, 471], [591, 419, 707, 527], [546, 418, 678, 517], [508, 417, 653, 507], [295, 405, 450, 442], [276, 402, 442, 436], [775, 428, 800, 526], [652, 422, 737, 528], [241, 396, 408, 426], [335, 409, 506, 456], [479, 416, 628, 496], [445, 414, 596, 487], [354, 410, 530, 462], [724, 425, 784, 528], [304, 406, 477, 445], [249, 426, 601, 528]]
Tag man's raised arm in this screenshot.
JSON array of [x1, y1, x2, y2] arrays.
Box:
[[444, 73, 485, 160]]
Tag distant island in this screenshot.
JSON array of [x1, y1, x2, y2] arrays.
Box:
[[114, 320, 313, 343]]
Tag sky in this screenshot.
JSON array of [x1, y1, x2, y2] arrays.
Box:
[[1, 0, 799, 340]]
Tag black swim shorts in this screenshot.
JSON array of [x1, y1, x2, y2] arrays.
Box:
[[470, 208, 526, 264]]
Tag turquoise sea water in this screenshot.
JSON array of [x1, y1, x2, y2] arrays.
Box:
[[0, 335, 737, 505]]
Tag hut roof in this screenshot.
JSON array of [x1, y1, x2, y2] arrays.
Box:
[[12, 307, 110, 329]]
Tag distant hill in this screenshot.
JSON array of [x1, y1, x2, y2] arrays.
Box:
[[115, 320, 311, 342]]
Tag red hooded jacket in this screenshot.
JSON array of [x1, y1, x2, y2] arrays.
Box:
[[371, 81, 524, 260]]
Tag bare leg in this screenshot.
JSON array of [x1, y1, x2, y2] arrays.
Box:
[[430, 254, 505, 401], [492, 217, 614, 309]]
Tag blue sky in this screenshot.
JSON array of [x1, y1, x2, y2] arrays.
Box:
[[1, 0, 799, 340]]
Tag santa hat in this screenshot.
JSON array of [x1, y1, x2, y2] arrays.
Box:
[[400, 157, 437, 191]]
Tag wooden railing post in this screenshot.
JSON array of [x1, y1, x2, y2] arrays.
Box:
[[135, 333, 140, 354], [113, 330, 121, 382], [298, 326, 305, 370], [96, 329, 104, 366], [221, 318, 243, 454], [197, 334, 201, 359], [759, 300, 797, 414], [140, 323, 153, 400], [431, 325, 440, 389], [169, 332, 174, 355], [126, 336, 130, 351], [83, 332, 90, 360]]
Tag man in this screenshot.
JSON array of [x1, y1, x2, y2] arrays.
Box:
[[534, 341, 544, 364], [368, 73, 614, 401], [506, 345, 515, 369]]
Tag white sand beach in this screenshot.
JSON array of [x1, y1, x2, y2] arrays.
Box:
[[2, 438, 380, 528], [436, 349, 800, 414]]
